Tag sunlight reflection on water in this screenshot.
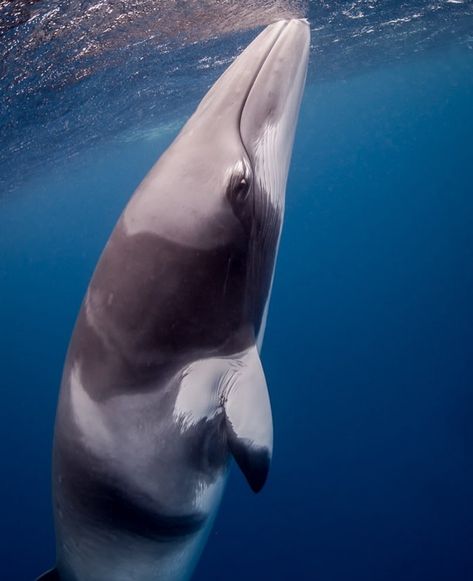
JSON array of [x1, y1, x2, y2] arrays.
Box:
[[1, 0, 472, 192]]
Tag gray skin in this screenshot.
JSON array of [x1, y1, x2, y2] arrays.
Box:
[[40, 19, 310, 581]]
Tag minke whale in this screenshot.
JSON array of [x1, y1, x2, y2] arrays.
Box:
[[38, 19, 310, 581]]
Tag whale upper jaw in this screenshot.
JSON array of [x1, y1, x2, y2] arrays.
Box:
[[123, 19, 310, 251], [240, 19, 310, 212], [186, 18, 310, 211]]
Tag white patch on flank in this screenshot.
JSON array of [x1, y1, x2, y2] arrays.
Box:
[[70, 364, 187, 506], [84, 288, 93, 323], [84, 289, 101, 337], [84, 288, 113, 351], [70, 364, 112, 452]]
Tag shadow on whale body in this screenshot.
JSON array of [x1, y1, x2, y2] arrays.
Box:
[[38, 18, 310, 581]]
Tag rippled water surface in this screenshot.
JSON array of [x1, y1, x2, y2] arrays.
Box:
[[1, 0, 472, 190]]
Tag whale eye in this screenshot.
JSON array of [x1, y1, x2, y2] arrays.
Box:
[[234, 177, 250, 203], [227, 164, 252, 207]]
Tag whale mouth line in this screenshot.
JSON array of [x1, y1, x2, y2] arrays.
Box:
[[237, 20, 291, 152]]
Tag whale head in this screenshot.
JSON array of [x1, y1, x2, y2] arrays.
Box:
[[122, 19, 310, 352]]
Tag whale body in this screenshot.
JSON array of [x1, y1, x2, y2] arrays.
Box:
[[39, 19, 310, 581]]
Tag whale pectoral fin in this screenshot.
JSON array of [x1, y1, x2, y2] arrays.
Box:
[[222, 346, 273, 493], [36, 568, 60, 580]]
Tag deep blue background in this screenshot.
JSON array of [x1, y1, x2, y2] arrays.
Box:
[[1, 45, 472, 580]]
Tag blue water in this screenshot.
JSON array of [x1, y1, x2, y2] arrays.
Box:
[[1, 11, 473, 581]]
